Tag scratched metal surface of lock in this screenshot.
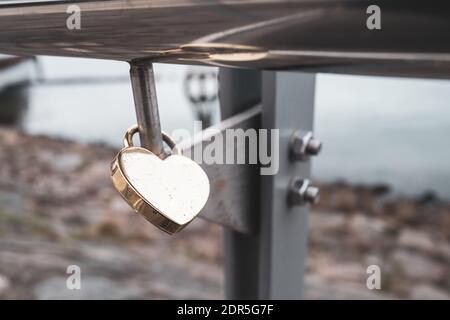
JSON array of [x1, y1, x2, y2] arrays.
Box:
[[110, 125, 210, 235]]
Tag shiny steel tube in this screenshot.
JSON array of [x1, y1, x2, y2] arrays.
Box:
[[129, 63, 164, 156]]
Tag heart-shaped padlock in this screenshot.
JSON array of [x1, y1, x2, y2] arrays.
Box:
[[110, 125, 210, 234]]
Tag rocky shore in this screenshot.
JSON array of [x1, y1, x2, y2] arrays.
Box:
[[0, 128, 448, 299]]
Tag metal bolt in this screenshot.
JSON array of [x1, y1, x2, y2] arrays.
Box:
[[290, 130, 322, 161], [305, 137, 322, 156], [289, 178, 320, 205], [303, 185, 320, 204]]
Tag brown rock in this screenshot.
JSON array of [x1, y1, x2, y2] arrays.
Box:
[[436, 243, 450, 261], [329, 188, 359, 211], [348, 214, 386, 246], [0, 129, 19, 145], [391, 250, 444, 282], [0, 274, 10, 296], [181, 235, 221, 262], [317, 262, 366, 284], [309, 211, 347, 232], [410, 285, 450, 300], [392, 200, 417, 224], [397, 229, 434, 252]]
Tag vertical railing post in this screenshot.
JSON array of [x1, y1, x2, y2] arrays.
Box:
[[258, 71, 316, 299], [221, 69, 317, 299], [220, 68, 262, 299]]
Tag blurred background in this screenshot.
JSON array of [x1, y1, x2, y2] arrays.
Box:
[[0, 55, 448, 299]]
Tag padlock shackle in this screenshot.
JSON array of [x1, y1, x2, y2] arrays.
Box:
[[123, 124, 180, 156], [123, 124, 138, 148]]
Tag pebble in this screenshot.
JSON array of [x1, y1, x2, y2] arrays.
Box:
[[34, 276, 144, 300], [317, 262, 366, 283], [348, 214, 386, 246], [397, 229, 434, 252], [391, 250, 444, 282], [0, 274, 10, 295], [410, 284, 450, 300], [436, 243, 450, 260], [52, 153, 84, 173], [309, 211, 347, 232]]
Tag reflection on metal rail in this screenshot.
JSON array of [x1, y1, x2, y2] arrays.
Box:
[[0, 0, 450, 78]]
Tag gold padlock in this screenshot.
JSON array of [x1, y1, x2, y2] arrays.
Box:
[[110, 125, 210, 234]]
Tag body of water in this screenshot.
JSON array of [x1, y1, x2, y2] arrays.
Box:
[[2, 56, 450, 199]]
